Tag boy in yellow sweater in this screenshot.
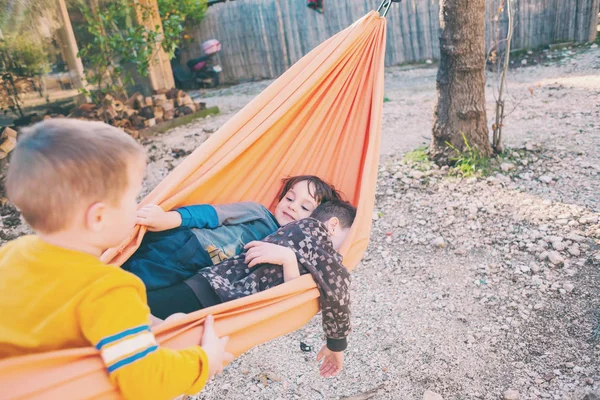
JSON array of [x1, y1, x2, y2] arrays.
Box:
[[0, 119, 232, 399]]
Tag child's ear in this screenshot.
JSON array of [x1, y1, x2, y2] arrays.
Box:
[[85, 202, 106, 232], [327, 217, 340, 235]]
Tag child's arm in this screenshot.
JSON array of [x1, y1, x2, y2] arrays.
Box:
[[137, 202, 273, 232], [244, 241, 300, 282], [79, 272, 233, 399], [137, 204, 185, 231]]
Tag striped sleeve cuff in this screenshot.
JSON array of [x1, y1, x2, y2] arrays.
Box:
[[95, 325, 158, 373]]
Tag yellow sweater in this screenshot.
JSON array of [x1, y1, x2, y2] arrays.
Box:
[[0, 236, 209, 400]]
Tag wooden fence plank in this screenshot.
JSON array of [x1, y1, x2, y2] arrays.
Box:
[[182, 0, 598, 83]]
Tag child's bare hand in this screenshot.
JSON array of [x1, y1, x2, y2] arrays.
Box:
[[136, 205, 181, 231], [201, 315, 234, 379], [316, 345, 344, 377], [244, 241, 294, 268]]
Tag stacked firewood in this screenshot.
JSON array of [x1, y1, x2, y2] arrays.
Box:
[[0, 127, 17, 169], [68, 89, 206, 138]]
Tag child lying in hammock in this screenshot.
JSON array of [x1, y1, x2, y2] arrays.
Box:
[[148, 200, 356, 377], [122, 175, 341, 291]]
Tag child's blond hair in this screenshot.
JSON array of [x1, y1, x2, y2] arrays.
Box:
[[6, 119, 145, 233]]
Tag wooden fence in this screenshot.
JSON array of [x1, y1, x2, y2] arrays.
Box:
[[182, 0, 599, 83]]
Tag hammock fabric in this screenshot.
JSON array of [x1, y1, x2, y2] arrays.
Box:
[[0, 11, 386, 400]]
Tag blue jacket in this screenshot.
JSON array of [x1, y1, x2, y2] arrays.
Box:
[[122, 202, 279, 291]]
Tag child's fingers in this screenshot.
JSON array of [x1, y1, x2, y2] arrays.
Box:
[[136, 217, 149, 225], [203, 315, 215, 336], [138, 205, 154, 213], [243, 241, 261, 250], [244, 249, 262, 264], [316, 347, 326, 361], [220, 335, 230, 347], [321, 361, 337, 377]]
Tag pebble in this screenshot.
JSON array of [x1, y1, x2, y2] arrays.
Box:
[[501, 162, 516, 172], [409, 170, 425, 179], [547, 251, 565, 266], [534, 303, 543, 310], [566, 233, 585, 242], [567, 245, 580, 256], [503, 389, 520, 400], [432, 237, 446, 248], [538, 175, 553, 184], [552, 241, 567, 251], [563, 282, 574, 292]]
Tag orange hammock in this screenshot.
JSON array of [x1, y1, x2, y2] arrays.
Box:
[[0, 11, 386, 400]]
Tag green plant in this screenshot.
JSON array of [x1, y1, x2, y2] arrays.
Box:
[[76, 0, 160, 103], [157, 0, 207, 57], [446, 133, 491, 177], [0, 36, 50, 77], [403, 146, 429, 164]]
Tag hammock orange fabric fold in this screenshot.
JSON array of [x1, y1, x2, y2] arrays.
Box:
[[0, 11, 386, 399]]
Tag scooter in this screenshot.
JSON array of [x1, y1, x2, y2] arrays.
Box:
[[171, 40, 222, 90]]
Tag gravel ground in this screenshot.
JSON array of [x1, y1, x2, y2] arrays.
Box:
[[1, 43, 599, 400]]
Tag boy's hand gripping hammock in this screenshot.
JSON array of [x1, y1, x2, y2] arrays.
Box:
[[0, 11, 386, 399]]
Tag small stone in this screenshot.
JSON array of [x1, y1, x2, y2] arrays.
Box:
[[538, 251, 549, 261], [547, 251, 565, 266], [552, 241, 567, 251], [443, 216, 456, 227], [373, 211, 380, 221], [538, 175, 553, 184], [568, 245, 580, 256], [432, 237, 446, 248], [591, 43, 599, 49], [525, 142, 536, 151], [531, 264, 541, 273], [534, 303, 543, 310], [501, 162, 516, 172], [521, 59, 528, 65], [544, 372, 556, 381], [563, 282, 574, 292], [425, 59, 433, 65], [423, 390, 444, 400], [520, 265, 531, 273], [566, 233, 585, 242], [565, 362, 575, 368], [573, 366, 583, 374], [585, 377, 594, 385], [409, 170, 425, 179], [503, 389, 520, 400]]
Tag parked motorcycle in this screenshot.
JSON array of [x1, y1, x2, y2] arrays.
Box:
[[171, 39, 223, 89]]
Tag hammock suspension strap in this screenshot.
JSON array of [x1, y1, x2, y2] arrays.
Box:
[[377, 0, 402, 17]]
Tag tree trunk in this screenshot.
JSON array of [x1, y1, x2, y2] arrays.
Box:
[[431, 0, 492, 165]]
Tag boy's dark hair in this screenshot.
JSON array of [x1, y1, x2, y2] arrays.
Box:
[[311, 200, 357, 229], [278, 175, 342, 204]]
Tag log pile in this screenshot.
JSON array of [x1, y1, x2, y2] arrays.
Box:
[[0, 127, 17, 169], [67, 89, 207, 138]]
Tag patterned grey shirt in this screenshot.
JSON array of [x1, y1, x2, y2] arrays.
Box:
[[189, 218, 352, 351]]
